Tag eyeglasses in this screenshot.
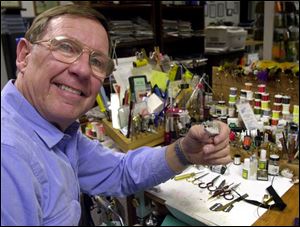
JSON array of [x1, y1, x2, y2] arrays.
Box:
[[33, 36, 114, 81]]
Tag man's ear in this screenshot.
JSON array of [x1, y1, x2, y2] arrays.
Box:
[[16, 38, 31, 73]]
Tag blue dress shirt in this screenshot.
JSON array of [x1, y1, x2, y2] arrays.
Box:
[[1, 80, 175, 226]]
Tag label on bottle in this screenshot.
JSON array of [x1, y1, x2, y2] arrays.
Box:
[[242, 168, 249, 179], [258, 160, 267, 170]]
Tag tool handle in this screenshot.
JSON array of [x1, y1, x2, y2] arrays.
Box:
[[174, 173, 193, 181]]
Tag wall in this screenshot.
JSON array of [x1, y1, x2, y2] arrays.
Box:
[[205, 1, 240, 26]]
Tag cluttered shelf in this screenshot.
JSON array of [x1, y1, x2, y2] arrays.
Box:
[[116, 39, 155, 48]]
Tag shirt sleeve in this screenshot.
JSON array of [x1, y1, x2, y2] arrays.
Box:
[[1, 144, 43, 226], [77, 134, 176, 196]]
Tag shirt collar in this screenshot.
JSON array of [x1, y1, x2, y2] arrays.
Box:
[[2, 80, 80, 149]]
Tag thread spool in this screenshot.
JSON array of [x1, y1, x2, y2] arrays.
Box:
[[262, 108, 271, 117], [271, 118, 279, 126], [245, 82, 253, 91], [282, 95, 291, 104], [216, 100, 227, 116], [273, 103, 282, 111], [254, 106, 261, 115], [282, 112, 291, 121], [240, 89, 247, 98], [293, 105, 299, 114], [258, 84, 266, 93], [282, 103, 290, 113], [254, 92, 262, 99], [274, 94, 282, 103], [261, 100, 270, 110], [272, 110, 280, 119], [234, 154, 241, 165], [261, 93, 270, 101], [230, 87, 238, 95], [229, 95, 237, 103], [254, 99, 261, 107], [246, 91, 253, 100]]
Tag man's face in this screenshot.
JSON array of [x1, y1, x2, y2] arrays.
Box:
[[16, 15, 110, 131]]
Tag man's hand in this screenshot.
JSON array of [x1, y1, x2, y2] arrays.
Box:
[[181, 121, 231, 165]]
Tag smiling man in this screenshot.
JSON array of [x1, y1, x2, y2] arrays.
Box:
[[1, 4, 231, 226]]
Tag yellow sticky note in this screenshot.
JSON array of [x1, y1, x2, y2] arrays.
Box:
[[150, 70, 169, 91]]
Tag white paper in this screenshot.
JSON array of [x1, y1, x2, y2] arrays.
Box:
[[110, 93, 121, 129], [236, 101, 259, 130], [148, 164, 294, 226], [113, 56, 135, 104]]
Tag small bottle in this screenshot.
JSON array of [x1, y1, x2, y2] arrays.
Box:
[[258, 149, 267, 170], [210, 165, 227, 174], [242, 158, 251, 179], [268, 154, 280, 176], [254, 129, 262, 148], [243, 130, 252, 150], [250, 154, 258, 180]]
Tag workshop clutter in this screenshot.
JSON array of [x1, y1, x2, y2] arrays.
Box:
[[83, 45, 299, 176], [100, 46, 214, 151]]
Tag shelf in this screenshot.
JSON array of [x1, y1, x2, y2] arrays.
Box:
[[88, 1, 204, 60], [163, 35, 205, 42], [90, 3, 152, 10], [162, 5, 204, 11], [245, 39, 264, 46], [116, 39, 155, 48]]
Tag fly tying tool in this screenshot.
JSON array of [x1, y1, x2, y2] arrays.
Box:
[[174, 171, 203, 181]]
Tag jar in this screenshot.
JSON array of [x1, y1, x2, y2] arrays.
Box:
[[216, 101, 227, 116], [268, 154, 280, 176]]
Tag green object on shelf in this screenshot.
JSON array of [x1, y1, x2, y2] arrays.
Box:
[[161, 215, 190, 226]]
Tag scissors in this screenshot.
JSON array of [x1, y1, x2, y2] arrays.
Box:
[[198, 175, 220, 191], [209, 183, 241, 200], [186, 172, 209, 184]]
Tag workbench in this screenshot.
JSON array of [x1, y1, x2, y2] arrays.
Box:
[[143, 164, 299, 226]]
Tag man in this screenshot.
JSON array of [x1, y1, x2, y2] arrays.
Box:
[[1, 4, 231, 226]]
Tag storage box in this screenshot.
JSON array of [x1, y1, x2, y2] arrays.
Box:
[[102, 119, 165, 152], [205, 26, 247, 53]]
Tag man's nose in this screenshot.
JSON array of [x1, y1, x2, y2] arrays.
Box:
[[68, 52, 92, 79]]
